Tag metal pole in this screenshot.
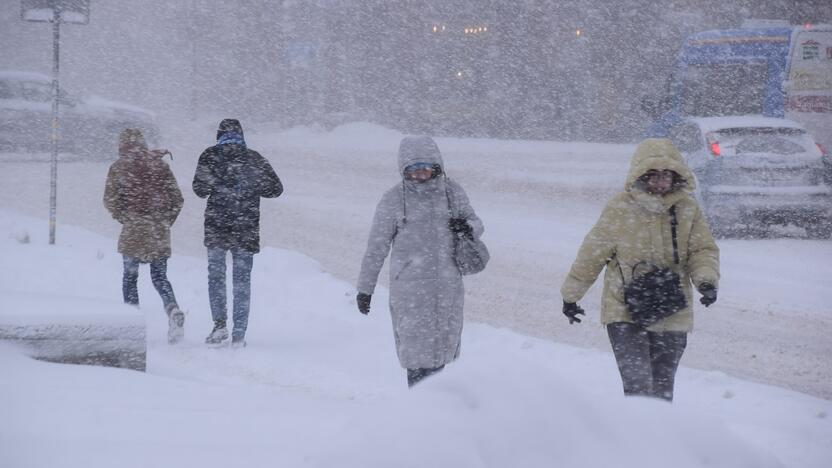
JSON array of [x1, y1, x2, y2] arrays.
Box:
[[49, 8, 61, 245]]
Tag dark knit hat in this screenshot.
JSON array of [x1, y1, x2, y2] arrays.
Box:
[[217, 118, 244, 140]]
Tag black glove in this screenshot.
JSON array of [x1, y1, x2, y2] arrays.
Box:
[[449, 217, 473, 238], [356, 293, 371, 315], [562, 301, 585, 324], [698, 283, 717, 307]]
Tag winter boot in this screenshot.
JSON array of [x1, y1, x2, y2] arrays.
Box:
[[205, 320, 229, 345], [231, 331, 246, 348], [166, 304, 185, 345]]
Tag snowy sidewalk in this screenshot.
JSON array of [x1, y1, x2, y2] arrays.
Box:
[[1, 210, 830, 468]]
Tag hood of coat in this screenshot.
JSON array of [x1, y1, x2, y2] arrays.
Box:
[[118, 128, 148, 158], [624, 138, 696, 193], [398, 136, 444, 176], [216, 118, 245, 141]]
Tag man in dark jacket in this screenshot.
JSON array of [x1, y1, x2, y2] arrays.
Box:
[[193, 119, 283, 347]]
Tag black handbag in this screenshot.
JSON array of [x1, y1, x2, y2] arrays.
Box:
[[453, 232, 490, 275], [445, 179, 489, 276], [618, 206, 687, 328]]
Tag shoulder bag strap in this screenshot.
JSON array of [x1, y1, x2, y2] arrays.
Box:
[[443, 175, 459, 218], [669, 205, 679, 265]]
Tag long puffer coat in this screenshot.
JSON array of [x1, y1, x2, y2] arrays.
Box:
[[104, 129, 183, 262], [192, 140, 282, 254], [560, 138, 720, 332], [357, 136, 484, 369]]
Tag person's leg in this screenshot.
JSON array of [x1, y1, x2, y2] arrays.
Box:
[[151, 257, 185, 344], [648, 331, 687, 401], [606, 322, 653, 397], [207, 248, 228, 325], [406, 365, 445, 387], [122, 256, 140, 306], [230, 249, 254, 342], [149, 258, 177, 310]]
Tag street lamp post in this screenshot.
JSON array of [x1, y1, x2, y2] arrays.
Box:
[[21, 0, 89, 245]]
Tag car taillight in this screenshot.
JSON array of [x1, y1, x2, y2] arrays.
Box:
[[817, 143, 828, 157], [706, 133, 721, 157]]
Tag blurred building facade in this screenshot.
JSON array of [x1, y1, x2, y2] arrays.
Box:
[[264, 0, 831, 141], [2, 0, 830, 142]]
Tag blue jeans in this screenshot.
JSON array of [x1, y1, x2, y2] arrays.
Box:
[[122, 256, 177, 310], [207, 247, 254, 339]]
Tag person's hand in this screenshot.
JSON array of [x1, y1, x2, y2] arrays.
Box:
[[698, 283, 717, 307], [563, 301, 585, 324], [356, 293, 371, 315], [449, 217, 473, 237]]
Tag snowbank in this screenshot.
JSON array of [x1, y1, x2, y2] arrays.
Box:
[[1, 210, 829, 468]]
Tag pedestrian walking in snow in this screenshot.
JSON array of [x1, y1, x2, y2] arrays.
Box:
[[357, 136, 485, 387], [193, 119, 283, 348], [104, 128, 185, 344], [560, 138, 720, 401]]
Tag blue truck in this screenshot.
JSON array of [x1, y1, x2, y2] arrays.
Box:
[[647, 23, 832, 149]]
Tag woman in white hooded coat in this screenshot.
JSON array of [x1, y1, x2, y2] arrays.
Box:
[[357, 136, 484, 387]]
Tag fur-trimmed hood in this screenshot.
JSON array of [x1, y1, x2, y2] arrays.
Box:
[[624, 138, 696, 193]]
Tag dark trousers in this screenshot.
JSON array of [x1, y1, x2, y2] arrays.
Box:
[[407, 365, 445, 387], [607, 322, 687, 401], [207, 247, 254, 340], [122, 256, 177, 310]]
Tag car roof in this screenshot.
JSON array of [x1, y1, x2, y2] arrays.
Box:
[[687, 116, 807, 134], [0, 71, 51, 83]]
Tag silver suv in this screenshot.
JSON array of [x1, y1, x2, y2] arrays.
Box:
[[668, 116, 832, 238]]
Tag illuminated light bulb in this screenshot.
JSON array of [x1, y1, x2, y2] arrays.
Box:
[[576, 29, 581, 36]]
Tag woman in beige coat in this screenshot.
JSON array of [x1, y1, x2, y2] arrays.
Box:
[[560, 138, 719, 401]]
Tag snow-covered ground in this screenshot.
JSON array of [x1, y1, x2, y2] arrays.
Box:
[[1, 210, 830, 468], [1, 121, 830, 400]]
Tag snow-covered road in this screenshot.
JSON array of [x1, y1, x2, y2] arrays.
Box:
[[2, 121, 830, 398]]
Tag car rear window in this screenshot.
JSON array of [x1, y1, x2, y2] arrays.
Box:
[[735, 135, 806, 154], [714, 127, 810, 155]]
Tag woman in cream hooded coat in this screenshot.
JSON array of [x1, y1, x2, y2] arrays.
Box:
[[560, 138, 719, 401], [357, 136, 484, 387]]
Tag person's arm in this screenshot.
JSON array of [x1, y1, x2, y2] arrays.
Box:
[[255, 152, 283, 198], [447, 180, 484, 238], [192, 149, 216, 199], [103, 165, 125, 223], [687, 203, 720, 290], [163, 165, 184, 225], [560, 203, 618, 304], [356, 191, 399, 296]]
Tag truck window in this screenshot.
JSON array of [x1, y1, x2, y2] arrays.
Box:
[[681, 63, 768, 116]]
